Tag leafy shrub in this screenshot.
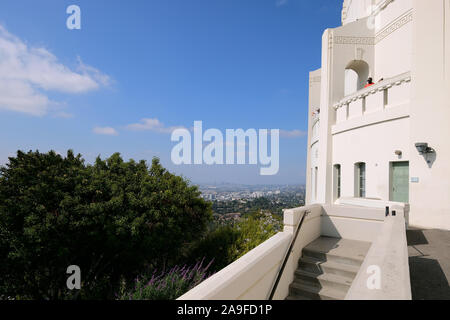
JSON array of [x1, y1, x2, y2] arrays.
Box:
[[0, 150, 212, 299], [186, 211, 282, 272], [117, 259, 214, 300], [185, 225, 240, 271], [229, 212, 282, 261]]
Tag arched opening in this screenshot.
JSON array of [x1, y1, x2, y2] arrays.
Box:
[[344, 60, 370, 96]]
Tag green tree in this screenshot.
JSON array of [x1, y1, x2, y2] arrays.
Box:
[[187, 211, 282, 272], [0, 150, 211, 299], [229, 211, 282, 262], [186, 225, 240, 271]]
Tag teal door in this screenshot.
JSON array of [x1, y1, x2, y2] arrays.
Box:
[[391, 162, 409, 203]]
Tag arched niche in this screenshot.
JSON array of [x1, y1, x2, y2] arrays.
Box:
[[344, 60, 370, 96]]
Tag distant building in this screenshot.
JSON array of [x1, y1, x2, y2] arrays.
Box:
[[254, 192, 264, 198]]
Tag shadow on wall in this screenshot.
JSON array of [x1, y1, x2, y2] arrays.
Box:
[[423, 151, 437, 169], [415, 143, 437, 168], [320, 215, 342, 239], [407, 229, 450, 300]]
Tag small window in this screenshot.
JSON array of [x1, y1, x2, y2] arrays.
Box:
[[334, 164, 341, 200], [355, 162, 366, 198]]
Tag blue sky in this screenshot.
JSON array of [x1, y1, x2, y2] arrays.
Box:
[[0, 0, 341, 185]]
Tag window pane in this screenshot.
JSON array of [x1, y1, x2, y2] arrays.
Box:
[[337, 166, 341, 198], [359, 163, 366, 198]]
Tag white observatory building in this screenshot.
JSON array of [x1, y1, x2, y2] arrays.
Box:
[[306, 0, 450, 230]]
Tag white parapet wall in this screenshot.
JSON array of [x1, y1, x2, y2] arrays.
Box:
[[337, 197, 410, 226], [345, 208, 411, 300], [321, 204, 385, 243], [177, 204, 322, 300]]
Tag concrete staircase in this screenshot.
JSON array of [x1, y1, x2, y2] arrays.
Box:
[[286, 236, 371, 300]]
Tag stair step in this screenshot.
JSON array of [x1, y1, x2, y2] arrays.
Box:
[[302, 248, 364, 267], [289, 281, 346, 300], [294, 269, 353, 292], [302, 237, 370, 267], [286, 237, 370, 300], [298, 256, 359, 279]]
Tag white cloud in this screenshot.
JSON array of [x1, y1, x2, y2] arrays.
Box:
[[126, 118, 185, 134], [0, 80, 50, 116], [280, 129, 306, 138], [276, 0, 288, 7], [0, 24, 110, 116], [54, 111, 74, 119], [76, 56, 111, 88], [93, 127, 119, 136]]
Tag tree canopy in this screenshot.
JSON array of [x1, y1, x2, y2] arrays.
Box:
[[0, 150, 212, 299]]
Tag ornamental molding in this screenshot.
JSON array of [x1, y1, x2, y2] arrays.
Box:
[[334, 36, 375, 46], [334, 9, 413, 47], [333, 72, 411, 110], [341, 0, 351, 24], [375, 9, 413, 44], [328, 32, 334, 50], [309, 76, 321, 87]]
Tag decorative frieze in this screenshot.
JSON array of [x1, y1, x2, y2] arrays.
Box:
[[309, 76, 321, 87], [375, 9, 413, 44], [334, 9, 413, 47], [328, 32, 334, 50], [334, 36, 375, 46]]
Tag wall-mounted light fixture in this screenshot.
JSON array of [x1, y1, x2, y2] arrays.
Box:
[[415, 143, 435, 155], [394, 150, 402, 156]]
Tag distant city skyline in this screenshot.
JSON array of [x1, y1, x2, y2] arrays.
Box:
[[0, 0, 342, 184]]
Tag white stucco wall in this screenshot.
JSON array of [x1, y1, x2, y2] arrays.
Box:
[[332, 115, 410, 201], [342, 0, 374, 25], [177, 232, 291, 300], [408, 0, 450, 230], [321, 204, 385, 242], [374, 5, 413, 80], [306, 69, 322, 205]]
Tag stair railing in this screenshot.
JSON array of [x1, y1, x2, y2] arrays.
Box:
[[268, 209, 310, 300]]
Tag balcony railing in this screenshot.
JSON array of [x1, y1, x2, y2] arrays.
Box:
[[333, 72, 411, 124]]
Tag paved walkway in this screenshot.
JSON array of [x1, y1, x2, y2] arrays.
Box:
[[407, 228, 450, 300]]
